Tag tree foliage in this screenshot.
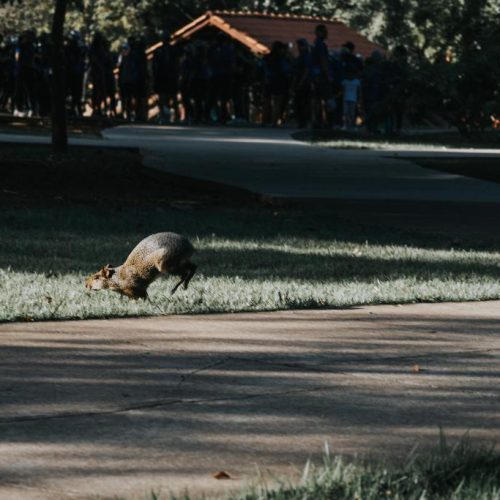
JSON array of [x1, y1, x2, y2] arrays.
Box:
[[1, 0, 499, 133], [1, 0, 498, 56]]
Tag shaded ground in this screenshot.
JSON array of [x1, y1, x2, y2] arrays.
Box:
[[0, 301, 499, 499], [0, 113, 113, 137], [0, 142, 252, 206], [101, 126, 500, 203], [412, 156, 500, 184]]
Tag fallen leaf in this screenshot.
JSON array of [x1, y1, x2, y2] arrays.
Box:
[[213, 471, 232, 480]]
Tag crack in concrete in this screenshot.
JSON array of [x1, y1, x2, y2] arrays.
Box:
[[1, 347, 497, 427], [0, 386, 328, 426], [176, 357, 230, 389]]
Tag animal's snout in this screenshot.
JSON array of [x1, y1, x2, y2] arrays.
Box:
[[84, 277, 99, 290]]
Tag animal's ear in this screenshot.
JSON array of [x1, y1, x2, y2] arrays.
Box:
[[102, 265, 115, 279]]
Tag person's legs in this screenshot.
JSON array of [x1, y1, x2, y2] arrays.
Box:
[[271, 94, 283, 126], [218, 77, 232, 124], [313, 77, 330, 128], [158, 92, 171, 123], [181, 87, 194, 124], [343, 100, 356, 129], [394, 101, 404, 134]]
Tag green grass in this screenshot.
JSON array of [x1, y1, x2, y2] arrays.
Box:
[[294, 128, 500, 151], [1, 205, 500, 322], [231, 437, 500, 500]]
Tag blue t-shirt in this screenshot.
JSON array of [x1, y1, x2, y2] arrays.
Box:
[[342, 78, 361, 102]]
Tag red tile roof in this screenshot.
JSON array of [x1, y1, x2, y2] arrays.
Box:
[[147, 11, 384, 58], [214, 11, 384, 57]]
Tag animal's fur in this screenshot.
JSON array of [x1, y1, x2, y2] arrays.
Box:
[[85, 232, 197, 299]]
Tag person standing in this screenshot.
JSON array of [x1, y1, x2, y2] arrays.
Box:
[[35, 32, 52, 117], [14, 30, 36, 117], [362, 49, 385, 133], [153, 31, 179, 124], [133, 37, 148, 122], [207, 33, 235, 124], [264, 41, 291, 127], [0, 35, 16, 112], [311, 24, 332, 128], [65, 30, 85, 116], [118, 41, 134, 120], [293, 38, 312, 128], [385, 45, 408, 135], [89, 32, 109, 115], [341, 69, 362, 130], [189, 42, 210, 124]]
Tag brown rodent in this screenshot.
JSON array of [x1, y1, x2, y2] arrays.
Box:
[[85, 232, 197, 299]]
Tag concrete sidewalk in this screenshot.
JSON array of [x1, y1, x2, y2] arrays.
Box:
[[2, 126, 500, 202], [1, 301, 499, 499], [104, 126, 500, 202]]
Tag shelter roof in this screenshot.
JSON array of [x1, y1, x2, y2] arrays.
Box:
[[146, 11, 384, 58]]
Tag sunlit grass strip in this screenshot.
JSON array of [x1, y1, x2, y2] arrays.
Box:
[[316, 140, 452, 151], [2, 272, 500, 322]]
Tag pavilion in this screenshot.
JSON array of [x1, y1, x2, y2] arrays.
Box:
[[146, 10, 384, 58]]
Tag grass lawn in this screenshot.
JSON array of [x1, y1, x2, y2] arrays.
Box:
[[1, 203, 500, 322], [230, 438, 500, 500], [294, 129, 500, 150]]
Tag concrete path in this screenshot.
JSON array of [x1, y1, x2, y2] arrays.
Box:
[[2, 126, 500, 202], [104, 126, 500, 202], [1, 301, 499, 499]]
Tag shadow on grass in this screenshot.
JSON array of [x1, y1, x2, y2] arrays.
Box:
[[1, 206, 500, 284]]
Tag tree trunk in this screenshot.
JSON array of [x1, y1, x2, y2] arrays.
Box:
[[51, 0, 68, 153]]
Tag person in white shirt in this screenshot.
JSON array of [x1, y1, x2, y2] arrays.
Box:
[[341, 70, 362, 130]]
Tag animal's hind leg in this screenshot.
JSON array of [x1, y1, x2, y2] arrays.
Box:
[[170, 276, 184, 296], [170, 262, 197, 295], [182, 262, 197, 290]]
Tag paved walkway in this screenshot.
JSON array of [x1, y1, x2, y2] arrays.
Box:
[[2, 126, 500, 202], [1, 301, 499, 499], [104, 126, 500, 202]]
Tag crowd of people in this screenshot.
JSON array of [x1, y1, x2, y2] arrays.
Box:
[[0, 24, 410, 132]]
